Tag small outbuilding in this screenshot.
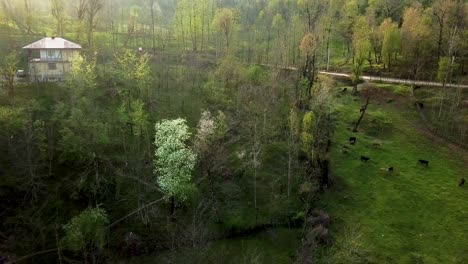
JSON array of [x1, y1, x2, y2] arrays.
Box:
[[22, 37, 81, 81]]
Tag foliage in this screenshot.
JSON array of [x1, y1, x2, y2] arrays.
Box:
[[301, 111, 315, 156], [379, 18, 400, 69], [299, 32, 316, 57], [63, 207, 109, 253], [154, 118, 197, 201], [113, 49, 151, 96], [352, 16, 372, 86], [194, 110, 227, 155], [0, 50, 18, 96], [213, 8, 237, 50], [0, 106, 27, 136], [437, 57, 455, 84], [68, 53, 97, 99]]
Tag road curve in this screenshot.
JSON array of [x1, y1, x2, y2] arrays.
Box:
[[259, 64, 468, 89]]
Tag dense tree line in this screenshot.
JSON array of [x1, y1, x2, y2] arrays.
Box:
[[0, 0, 467, 263]]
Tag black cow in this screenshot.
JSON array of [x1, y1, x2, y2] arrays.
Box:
[[388, 166, 394, 172], [418, 159, 429, 166], [414, 85, 422, 90], [349, 137, 357, 145], [459, 178, 465, 187], [361, 156, 370, 162], [342, 87, 348, 93]]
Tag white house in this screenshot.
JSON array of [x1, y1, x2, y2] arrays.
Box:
[[22, 37, 82, 81]]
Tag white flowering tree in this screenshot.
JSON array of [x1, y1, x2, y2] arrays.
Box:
[[154, 118, 196, 213]]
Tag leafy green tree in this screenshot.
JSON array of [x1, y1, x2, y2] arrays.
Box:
[[301, 111, 315, 159], [352, 16, 372, 95], [380, 18, 400, 70], [401, 4, 432, 78], [154, 119, 196, 213], [63, 207, 109, 264], [67, 53, 98, 104], [437, 56, 455, 88], [0, 50, 18, 97], [114, 49, 151, 104]]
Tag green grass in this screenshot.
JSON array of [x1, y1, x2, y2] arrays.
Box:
[[123, 227, 300, 264], [317, 86, 468, 263]]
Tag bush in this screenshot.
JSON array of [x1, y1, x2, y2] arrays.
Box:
[[63, 207, 109, 253]]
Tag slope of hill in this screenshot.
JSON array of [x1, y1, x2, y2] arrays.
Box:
[[317, 83, 468, 263]]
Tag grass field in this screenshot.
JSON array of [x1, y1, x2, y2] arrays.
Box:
[[316, 84, 468, 263]]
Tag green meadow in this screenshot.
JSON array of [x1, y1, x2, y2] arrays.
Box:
[[317, 84, 468, 263]]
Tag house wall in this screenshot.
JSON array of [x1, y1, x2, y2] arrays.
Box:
[[28, 61, 72, 81], [38, 49, 78, 62], [28, 49, 79, 81]]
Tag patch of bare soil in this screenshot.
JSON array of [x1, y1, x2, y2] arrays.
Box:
[[358, 82, 411, 108]]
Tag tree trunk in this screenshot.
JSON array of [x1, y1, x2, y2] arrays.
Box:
[[353, 97, 370, 132], [150, 0, 155, 54]]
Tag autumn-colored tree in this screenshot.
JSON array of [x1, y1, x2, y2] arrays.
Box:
[[213, 8, 236, 52], [300, 32, 317, 98]]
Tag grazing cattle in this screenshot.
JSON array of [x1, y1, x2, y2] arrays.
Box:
[[388, 166, 394, 172], [349, 137, 357, 145], [418, 159, 429, 166], [414, 85, 421, 90], [459, 178, 465, 187], [342, 87, 348, 93], [361, 156, 370, 162]]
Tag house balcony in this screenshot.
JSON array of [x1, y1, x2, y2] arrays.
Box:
[[29, 58, 70, 63]]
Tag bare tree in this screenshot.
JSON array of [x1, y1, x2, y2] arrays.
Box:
[[85, 0, 104, 47], [51, 0, 65, 36]]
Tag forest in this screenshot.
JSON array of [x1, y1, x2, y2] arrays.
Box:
[[0, 0, 467, 263]]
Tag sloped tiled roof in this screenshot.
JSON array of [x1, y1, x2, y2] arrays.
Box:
[[22, 37, 82, 49]]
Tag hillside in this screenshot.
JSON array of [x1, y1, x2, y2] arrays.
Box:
[[317, 83, 468, 263]]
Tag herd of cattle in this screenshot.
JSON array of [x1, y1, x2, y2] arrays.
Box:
[[346, 135, 465, 187]]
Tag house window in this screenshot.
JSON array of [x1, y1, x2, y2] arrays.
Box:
[[48, 63, 57, 70]]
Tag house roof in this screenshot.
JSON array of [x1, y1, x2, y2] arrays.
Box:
[[22, 37, 82, 50]]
